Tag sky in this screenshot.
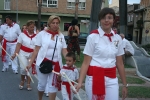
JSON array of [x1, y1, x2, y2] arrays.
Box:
[[109, 0, 140, 4]]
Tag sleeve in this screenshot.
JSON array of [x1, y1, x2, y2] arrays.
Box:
[[17, 33, 23, 43], [16, 24, 21, 36], [61, 34, 67, 48], [74, 68, 79, 80], [0, 25, 4, 36], [83, 35, 95, 56], [35, 32, 42, 46], [117, 37, 124, 56]]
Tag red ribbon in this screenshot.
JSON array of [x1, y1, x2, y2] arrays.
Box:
[[23, 30, 36, 40], [87, 66, 116, 100], [62, 81, 74, 100], [46, 30, 58, 37], [1, 39, 17, 62], [62, 66, 75, 71], [104, 33, 113, 42]]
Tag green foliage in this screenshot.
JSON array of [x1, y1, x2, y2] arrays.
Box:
[[142, 44, 150, 54], [119, 86, 150, 98], [136, 19, 143, 28], [118, 76, 145, 84]]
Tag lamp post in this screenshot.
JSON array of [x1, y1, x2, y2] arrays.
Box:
[[38, 0, 42, 30], [16, 0, 18, 23], [75, 0, 79, 19]]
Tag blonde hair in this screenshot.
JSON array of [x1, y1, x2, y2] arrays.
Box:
[[47, 15, 61, 33]]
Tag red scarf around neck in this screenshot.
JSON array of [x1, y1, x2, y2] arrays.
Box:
[[46, 30, 58, 37], [23, 30, 36, 40]]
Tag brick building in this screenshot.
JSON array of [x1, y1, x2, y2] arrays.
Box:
[[0, 0, 93, 34]]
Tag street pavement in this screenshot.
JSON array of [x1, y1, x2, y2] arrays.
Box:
[[0, 60, 62, 100]]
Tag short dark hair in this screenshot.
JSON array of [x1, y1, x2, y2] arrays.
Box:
[[5, 15, 13, 20], [66, 52, 76, 61], [71, 19, 78, 26], [98, 7, 116, 21]]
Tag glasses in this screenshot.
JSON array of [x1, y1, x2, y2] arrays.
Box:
[[102, 16, 114, 21]]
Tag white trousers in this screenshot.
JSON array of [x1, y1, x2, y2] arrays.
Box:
[[85, 75, 119, 100], [3, 43, 18, 71], [18, 54, 31, 75], [36, 65, 58, 93], [61, 84, 74, 100], [44, 77, 50, 94]]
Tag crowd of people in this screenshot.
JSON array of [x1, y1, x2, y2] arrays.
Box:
[[0, 7, 135, 100]]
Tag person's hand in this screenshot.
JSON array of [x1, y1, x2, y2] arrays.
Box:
[[74, 83, 82, 93], [122, 87, 128, 100], [26, 66, 31, 71], [11, 54, 16, 60]]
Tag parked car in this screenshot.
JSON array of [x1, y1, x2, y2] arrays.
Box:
[[64, 32, 88, 45]]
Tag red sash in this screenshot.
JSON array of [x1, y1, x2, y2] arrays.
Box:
[[87, 66, 116, 100], [43, 58, 61, 90], [20, 45, 33, 53], [1, 39, 17, 62], [62, 81, 74, 100]]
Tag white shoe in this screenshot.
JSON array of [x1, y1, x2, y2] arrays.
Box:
[[13, 70, 18, 74], [45, 93, 49, 97], [9, 62, 12, 66], [2, 68, 7, 72]]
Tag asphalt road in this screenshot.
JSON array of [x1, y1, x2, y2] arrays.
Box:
[[0, 60, 62, 100]]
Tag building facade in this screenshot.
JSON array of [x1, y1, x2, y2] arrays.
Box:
[[0, 0, 109, 34]]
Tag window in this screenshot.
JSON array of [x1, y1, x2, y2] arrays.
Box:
[[39, 0, 58, 8], [128, 15, 130, 22], [67, 0, 86, 10], [4, 0, 10, 10]]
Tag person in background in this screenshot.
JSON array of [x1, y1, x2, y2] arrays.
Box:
[[120, 33, 134, 63], [0, 15, 21, 74], [58, 52, 79, 100], [26, 15, 68, 100], [12, 20, 37, 91], [67, 19, 80, 62], [21, 25, 27, 32], [75, 7, 127, 100]]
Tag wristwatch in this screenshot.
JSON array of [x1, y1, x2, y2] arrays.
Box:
[[123, 84, 128, 87]]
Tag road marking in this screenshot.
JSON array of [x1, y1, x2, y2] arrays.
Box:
[[56, 96, 60, 100]]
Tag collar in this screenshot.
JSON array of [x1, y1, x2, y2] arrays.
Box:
[[7, 22, 15, 28], [46, 30, 58, 37], [98, 26, 115, 37]]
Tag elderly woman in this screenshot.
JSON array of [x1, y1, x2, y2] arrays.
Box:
[[27, 15, 68, 100], [12, 20, 36, 91]]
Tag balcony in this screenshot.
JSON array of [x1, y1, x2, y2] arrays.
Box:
[[4, 2, 10, 10]]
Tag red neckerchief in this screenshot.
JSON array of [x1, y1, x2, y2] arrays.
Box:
[[23, 30, 36, 40], [104, 33, 113, 42], [62, 66, 75, 71], [46, 30, 58, 37]]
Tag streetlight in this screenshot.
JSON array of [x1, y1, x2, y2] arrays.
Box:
[[16, 0, 18, 23]]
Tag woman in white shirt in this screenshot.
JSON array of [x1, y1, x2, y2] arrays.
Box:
[[12, 20, 36, 91], [27, 15, 68, 100], [75, 7, 127, 100]]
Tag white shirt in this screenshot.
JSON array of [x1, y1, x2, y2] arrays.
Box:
[[35, 30, 67, 68], [0, 23, 21, 41], [83, 26, 124, 68], [17, 32, 37, 57], [122, 38, 134, 55], [60, 64, 79, 82]]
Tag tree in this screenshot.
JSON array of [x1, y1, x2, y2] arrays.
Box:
[[89, 0, 103, 33]]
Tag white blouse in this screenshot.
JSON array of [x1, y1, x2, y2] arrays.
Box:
[[0, 23, 21, 41], [17, 32, 36, 57], [60, 64, 79, 82], [83, 26, 124, 68], [35, 30, 67, 68]]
